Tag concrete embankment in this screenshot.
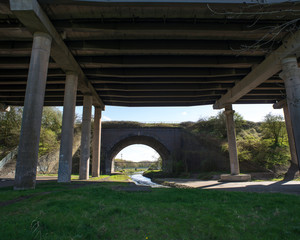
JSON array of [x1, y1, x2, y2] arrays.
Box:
[[153, 178, 300, 195]]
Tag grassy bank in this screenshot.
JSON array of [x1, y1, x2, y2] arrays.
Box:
[[1, 182, 300, 240]]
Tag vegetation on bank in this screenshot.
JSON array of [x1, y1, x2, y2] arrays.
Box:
[[115, 159, 156, 169], [1, 182, 300, 240], [105, 111, 291, 175], [0, 107, 62, 159], [102, 121, 180, 129], [183, 111, 290, 173], [0, 107, 291, 177], [115, 158, 162, 171]]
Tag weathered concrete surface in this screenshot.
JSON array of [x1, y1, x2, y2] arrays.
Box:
[[280, 57, 300, 169], [14, 32, 52, 190], [219, 174, 251, 182], [92, 107, 102, 177], [224, 106, 240, 175], [9, 0, 104, 108], [79, 95, 92, 180], [283, 104, 298, 165], [58, 73, 78, 183]]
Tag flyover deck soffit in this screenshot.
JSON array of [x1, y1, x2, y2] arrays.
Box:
[[0, 0, 297, 107]]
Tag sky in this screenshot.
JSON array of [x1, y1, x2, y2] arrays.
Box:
[[72, 103, 284, 162], [98, 104, 283, 123]]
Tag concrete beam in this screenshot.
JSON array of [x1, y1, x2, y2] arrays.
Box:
[[67, 39, 272, 56], [213, 28, 300, 109], [273, 99, 287, 109], [9, 0, 104, 109]]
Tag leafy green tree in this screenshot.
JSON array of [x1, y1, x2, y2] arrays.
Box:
[[39, 128, 59, 156], [205, 111, 245, 138], [0, 107, 22, 148], [41, 107, 62, 134], [235, 113, 289, 171], [38, 107, 62, 156], [261, 113, 286, 146]]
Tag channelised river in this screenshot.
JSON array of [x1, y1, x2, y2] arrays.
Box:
[[129, 172, 162, 187]]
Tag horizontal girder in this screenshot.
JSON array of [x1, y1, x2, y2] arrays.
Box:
[[0, 0, 296, 107]]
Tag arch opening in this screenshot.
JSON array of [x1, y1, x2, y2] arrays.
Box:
[[105, 135, 171, 174], [114, 144, 161, 172]]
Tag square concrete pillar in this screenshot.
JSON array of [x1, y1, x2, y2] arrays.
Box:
[[79, 95, 92, 180], [14, 32, 52, 190], [92, 107, 102, 177], [224, 105, 240, 175], [220, 105, 251, 182], [58, 73, 78, 183]]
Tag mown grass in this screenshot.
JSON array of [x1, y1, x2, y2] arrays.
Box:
[[1, 182, 300, 240], [37, 174, 131, 182]]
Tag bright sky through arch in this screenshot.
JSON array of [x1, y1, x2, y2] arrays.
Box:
[[115, 144, 160, 162]]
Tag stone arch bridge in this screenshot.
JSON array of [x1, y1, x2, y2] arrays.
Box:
[[101, 127, 228, 175]]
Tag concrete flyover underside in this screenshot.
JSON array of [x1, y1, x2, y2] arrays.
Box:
[[1, 0, 299, 107], [2, 0, 300, 189]]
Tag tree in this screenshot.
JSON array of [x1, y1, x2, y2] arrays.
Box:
[[235, 113, 290, 171], [0, 107, 22, 148], [206, 111, 245, 138], [261, 113, 286, 146], [41, 107, 62, 134], [38, 107, 62, 156]]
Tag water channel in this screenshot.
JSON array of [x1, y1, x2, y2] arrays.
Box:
[[129, 172, 164, 188]]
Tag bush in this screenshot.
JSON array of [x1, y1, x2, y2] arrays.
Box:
[[235, 127, 289, 171]]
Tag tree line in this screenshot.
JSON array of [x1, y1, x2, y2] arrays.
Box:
[[0, 107, 62, 159], [0, 107, 290, 174]]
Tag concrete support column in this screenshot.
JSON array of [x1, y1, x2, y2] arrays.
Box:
[[283, 103, 298, 166], [79, 95, 92, 180], [14, 32, 52, 190], [92, 107, 102, 177], [57, 73, 78, 183], [224, 105, 240, 175], [280, 57, 300, 169]]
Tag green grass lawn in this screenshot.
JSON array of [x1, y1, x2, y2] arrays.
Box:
[[37, 174, 131, 182], [1, 182, 300, 240]]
